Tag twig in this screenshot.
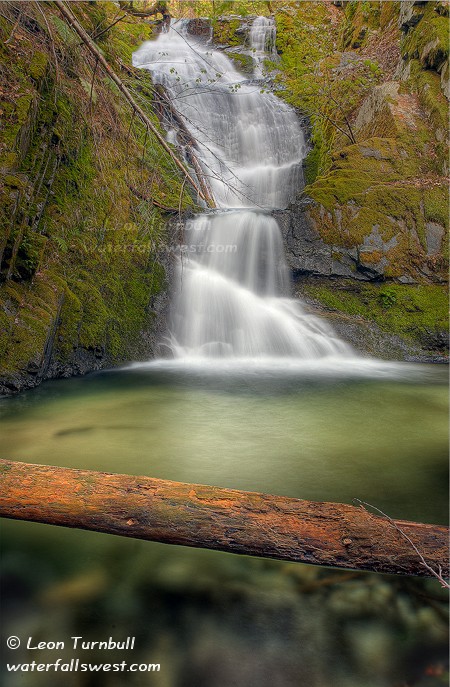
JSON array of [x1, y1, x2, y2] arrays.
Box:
[[4, 7, 21, 44], [53, 0, 213, 206], [34, 3, 60, 85], [354, 499, 450, 589], [327, 93, 357, 144], [91, 13, 128, 41]]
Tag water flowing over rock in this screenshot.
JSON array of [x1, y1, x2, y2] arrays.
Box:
[[249, 16, 277, 77], [133, 18, 353, 362]]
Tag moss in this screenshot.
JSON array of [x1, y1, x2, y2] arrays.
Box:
[[4, 174, 26, 188], [379, 2, 399, 29], [228, 51, 254, 73], [0, 1, 193, 382], [70, 278, 110, 350], [56, 287, 82, 358], [15, 94, 34, 125], [401, 2, 449, 72], [28, 51, 48, 80], [359, 249, 383, 265], [412, 64, 448, 140], [303, 145, 321, 185], [213, 18, 242, 46], [423, 186, 449, 229], [342, 1, 378, 49], [0, 275, 60, 375], [303, 281, 448, 346], [309, 169, 373, 209]]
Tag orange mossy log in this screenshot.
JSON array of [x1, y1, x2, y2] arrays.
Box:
[[0, 459, 448, 578]]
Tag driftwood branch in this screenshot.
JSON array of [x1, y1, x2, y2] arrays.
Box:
[[0, 460, 448, 578], [53, 0, 214, 207]]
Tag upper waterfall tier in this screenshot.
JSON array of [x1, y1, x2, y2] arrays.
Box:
[[250, 16, 277, 78], [133, 20, 305, 210]]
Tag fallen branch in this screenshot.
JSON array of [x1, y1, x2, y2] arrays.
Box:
[[118, 1, 170, 20], [53, 0, 214, 207], [0, 460, 448, 578], [354, 499, 450, 589], [128, 182, 178, 212]]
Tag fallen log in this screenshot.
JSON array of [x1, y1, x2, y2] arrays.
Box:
[[0, 460, 448, 578]]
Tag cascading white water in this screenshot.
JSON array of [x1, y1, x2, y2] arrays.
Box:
[[133, 18, 353, 363], [249, 16, 277, 78]]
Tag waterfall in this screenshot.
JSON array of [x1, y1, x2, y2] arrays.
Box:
[[133, 18, 353, 363], [249, 16, 277, 78]]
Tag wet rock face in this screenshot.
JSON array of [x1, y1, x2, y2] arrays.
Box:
[[275, 200, 337, 279], [185, 18, 211, 38], [425, 222, 445, 255], [276, 198, 389, 282]]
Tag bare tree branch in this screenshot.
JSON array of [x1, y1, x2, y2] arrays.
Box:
[[53, 0, 213, 207], [354, 499, 450, 589]]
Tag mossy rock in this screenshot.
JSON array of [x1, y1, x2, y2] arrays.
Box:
[[401, 2, 449, 72], [227, 51, 254, 74], [213, 18, 245, 46], [302, 280, 448, 351], [306, 153, 448, 281], [0, 1, 189, 387], [411, 62, 448, 143], [0, 275, 60, 375]]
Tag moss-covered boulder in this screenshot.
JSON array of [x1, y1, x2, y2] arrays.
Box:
[[297, 277, 448, 361], [213, 16, 247, 46], [273, 1, 447, 257]]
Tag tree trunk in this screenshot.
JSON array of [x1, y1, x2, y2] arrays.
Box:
[[0, 460, 448, 578]]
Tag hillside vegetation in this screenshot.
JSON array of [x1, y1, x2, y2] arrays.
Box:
[[0, 1, 195, 392]]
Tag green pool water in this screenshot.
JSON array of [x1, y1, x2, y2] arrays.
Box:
[[0, 365, 448, 523], [0, 365, 448, 687]]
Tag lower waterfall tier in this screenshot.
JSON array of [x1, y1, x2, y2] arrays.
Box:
[[168, 211, 352, 359]]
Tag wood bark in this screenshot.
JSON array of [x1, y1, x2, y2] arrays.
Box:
[[53, 0, 214, 207], [0, 460, 448, 578]]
